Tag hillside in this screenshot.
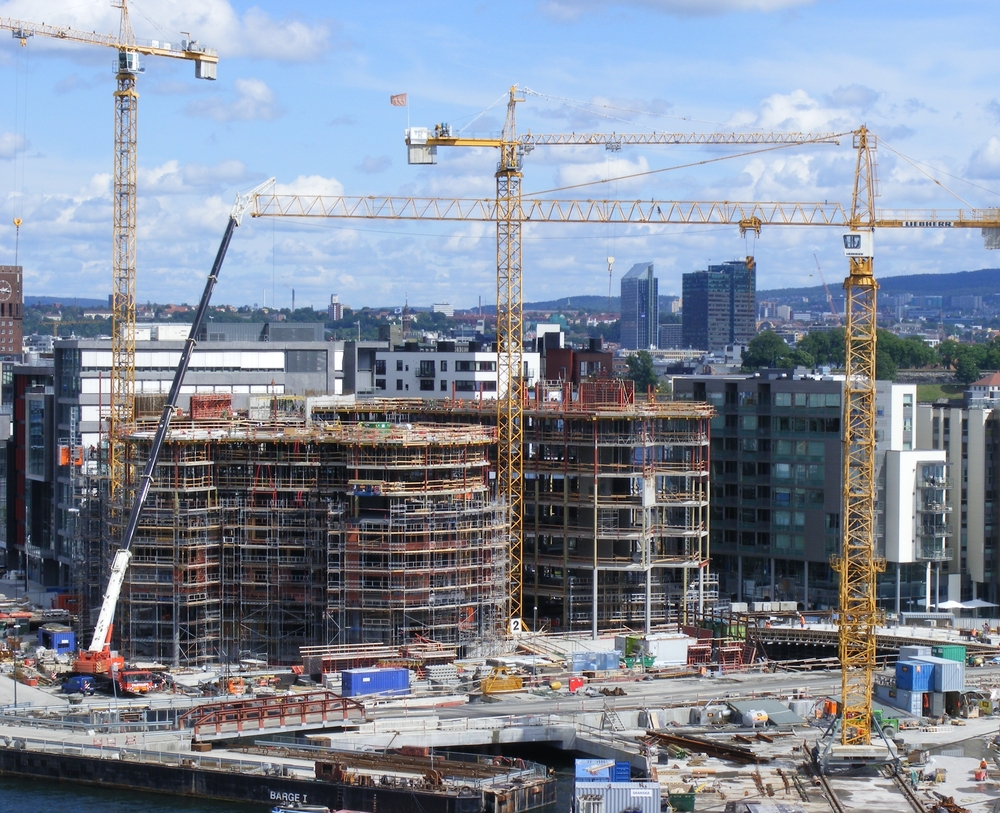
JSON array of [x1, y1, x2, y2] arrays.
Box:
[[759, 267, 1000, 300]]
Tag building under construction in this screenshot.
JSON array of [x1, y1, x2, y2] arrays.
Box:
[[73, 382, 712, 666], [313, 381, 715, 636], [101, 418, 505, 666]]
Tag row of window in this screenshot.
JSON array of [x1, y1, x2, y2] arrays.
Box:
[[379, 359, 498, 374], [374, 379, 498, 392], [706, 391, 841, 408]]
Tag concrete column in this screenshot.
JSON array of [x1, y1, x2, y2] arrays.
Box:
[[926, 560, 932, 612], [770, 557, 775, 600], [803, 560, 809, 609], [737, 556, 743, 602], [895, 562, 901, 617]]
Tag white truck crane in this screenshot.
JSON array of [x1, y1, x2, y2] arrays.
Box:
[[74, 178, 275, 675]]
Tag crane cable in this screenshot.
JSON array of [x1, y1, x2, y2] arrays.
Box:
[[526, 137, 849, 197], [12, 27, 30, 230], [877, 136, 1000, 206]]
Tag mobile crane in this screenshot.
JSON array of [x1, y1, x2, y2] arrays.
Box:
[[74, 179, 274, 676]]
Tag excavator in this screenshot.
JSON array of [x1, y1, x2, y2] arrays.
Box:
[[73, 179, 274, 676]]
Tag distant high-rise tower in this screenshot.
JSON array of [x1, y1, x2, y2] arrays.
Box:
[[328, 294, 343, 322], [682, 257, 756, 351], [620, 261, 659, 350]]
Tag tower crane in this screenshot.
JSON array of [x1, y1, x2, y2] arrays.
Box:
[[812, 253, 841, 323], [403, 86, 840, 623], [1, 2, 217, 502], [253, 127, 1000, 771]]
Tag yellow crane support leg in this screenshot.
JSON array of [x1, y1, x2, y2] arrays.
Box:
[[834, 254, 885, 746], [110, 68, 138, 502]]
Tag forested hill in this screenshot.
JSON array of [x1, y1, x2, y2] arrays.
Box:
[[759, 267, 1000, 300]]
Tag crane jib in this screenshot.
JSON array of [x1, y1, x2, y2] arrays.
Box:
[[902, 221, 954, 227]]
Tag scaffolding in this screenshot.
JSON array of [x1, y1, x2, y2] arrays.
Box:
[[97, 419, 506, 666], [312, 384, 715, 635]]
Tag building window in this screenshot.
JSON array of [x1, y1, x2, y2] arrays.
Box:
[[440, 379, 447, 391], [396, 359, 403, 371], [396, 379, 403, 391], [375, 360, 386, 375], [455, 360, 473, 372], [440, 360, 448, 372], [376, 379, 386, 390], [419, 380, 435, 391], [455, 380, 475, 391]]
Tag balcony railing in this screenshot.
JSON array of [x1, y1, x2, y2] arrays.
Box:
[[918, 545, 950, 561]]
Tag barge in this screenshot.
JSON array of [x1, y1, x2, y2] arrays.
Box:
[[0, 740, 557, 813]]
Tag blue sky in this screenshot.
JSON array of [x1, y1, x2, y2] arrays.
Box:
[[0, 0, 999, 311]]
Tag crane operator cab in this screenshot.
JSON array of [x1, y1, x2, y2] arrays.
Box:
[[843, 231, 874, 259]]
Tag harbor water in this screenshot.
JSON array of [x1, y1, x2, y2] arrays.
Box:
[[0, 769, 574, 812]]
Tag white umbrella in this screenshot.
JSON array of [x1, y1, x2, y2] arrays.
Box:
[[933, 600, 965, 609], [964, 599, 998, 609]]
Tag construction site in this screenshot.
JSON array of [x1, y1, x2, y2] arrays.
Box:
[[66, 382, 714, 668], [76, 415, 505, 666]]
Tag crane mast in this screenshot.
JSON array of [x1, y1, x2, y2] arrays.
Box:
[[832, 126, 885, 750], [0, 1, 217, 503]]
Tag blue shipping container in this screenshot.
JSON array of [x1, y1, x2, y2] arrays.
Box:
[[614, 761, 631, 782], [37, 628, 76, 654], [913, 656, 965, 693], [896, 660, 933, 693], [341, 667, 409, 698]]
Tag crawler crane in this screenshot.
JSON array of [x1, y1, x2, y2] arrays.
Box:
[[253, 123, 1000, 772]]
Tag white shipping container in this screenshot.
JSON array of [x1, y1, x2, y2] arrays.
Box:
[[573, 782, 660, 813]]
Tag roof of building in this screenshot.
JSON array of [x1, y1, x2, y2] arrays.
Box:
[[622, 261, 654, 280], [972, 372, 1000, 387]]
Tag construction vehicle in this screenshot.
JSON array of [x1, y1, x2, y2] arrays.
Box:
[[0, 2, 217, 502], [115, 669, 157, 695], [479, 666, 523, 695], [252, 112, 1000, 772], [73, 179, 274, 676], [221, 676, 246, 696]]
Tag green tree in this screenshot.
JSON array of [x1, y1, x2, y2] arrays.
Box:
[[625, 351, 659, 392], [955, 350, 981, 385], [741, 330, 791, 371]]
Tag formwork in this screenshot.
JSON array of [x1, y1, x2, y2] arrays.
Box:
[[102, 419, 506, 666], [311, 381, 716, 635]]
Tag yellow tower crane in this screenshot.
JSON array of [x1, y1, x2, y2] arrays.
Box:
[[0, 2, 217, 500], [254, 129, 1000, 770], [402, 86, 840, 623]]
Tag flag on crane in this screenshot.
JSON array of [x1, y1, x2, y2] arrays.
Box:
[[390, 93, 407, 107]]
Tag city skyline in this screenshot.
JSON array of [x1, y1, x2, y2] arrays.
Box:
[[0, 2, 998, 309]]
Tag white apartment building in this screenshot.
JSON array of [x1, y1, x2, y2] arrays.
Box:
[[375, 341, 540, 399]]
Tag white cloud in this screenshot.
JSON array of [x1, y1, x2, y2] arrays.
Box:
[[733, 89, 852, 133], [542, 0, 812, 19], [137, 159, 249, 193], [0, 1, 330, 62], [0, 132, 26, 159], [186, 78, 282, 123], [967, 137, 1000, 180], [274, 175, 345, 197], [556, 155, 651, 190]]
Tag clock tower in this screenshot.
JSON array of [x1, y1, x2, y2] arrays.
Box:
[[0, 266, 23, 356]]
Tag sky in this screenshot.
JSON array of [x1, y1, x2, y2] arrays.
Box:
[[0, 1, 999, 312]]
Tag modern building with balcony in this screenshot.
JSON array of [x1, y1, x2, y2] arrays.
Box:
[[917, 402, 1000, 607], [883, 452, 951, 612]]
